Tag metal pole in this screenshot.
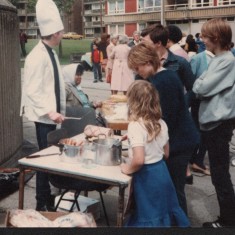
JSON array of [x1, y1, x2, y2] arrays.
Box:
[[161, 1, 165, 26], [100, 0, 103, 33]]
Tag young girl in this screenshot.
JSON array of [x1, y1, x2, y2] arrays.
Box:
[[193, 18, 235, 228], [120, 80, 190, 227]]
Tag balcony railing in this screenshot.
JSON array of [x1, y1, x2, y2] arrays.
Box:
[[84, 0, 104, 4], [17, 9, 26, 14], [84, 21, 104, 27], [104, 4, 235, 23]]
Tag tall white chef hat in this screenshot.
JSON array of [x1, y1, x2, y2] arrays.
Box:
[[36, 0, 64, 36]]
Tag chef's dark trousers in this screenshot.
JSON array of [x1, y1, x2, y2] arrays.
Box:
[[35, 122, 56, 208]]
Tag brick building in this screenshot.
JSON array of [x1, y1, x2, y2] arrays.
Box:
[[104, 0, 235, 42]]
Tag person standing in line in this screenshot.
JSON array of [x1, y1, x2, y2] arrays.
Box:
[[128, 42, 199, 215], [106, 34, 118, 94], [193, 18, 235, 228], [20, 0, 66, 211], [110, 34, 134, 95], [188, 50, 214, 176], [121, 80, 190, 227], [185, 34, 198, 58], [230, 42, 235, 56], [19, 29, 27, 57], [166, 25, 190, 61], [128, 31, 141, 47], [195, 33, 206, 53], [91, 43, 103, 83], [140, 24, 195, 108]]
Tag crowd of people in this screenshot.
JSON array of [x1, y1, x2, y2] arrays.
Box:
[[20, 0, 235, 228]]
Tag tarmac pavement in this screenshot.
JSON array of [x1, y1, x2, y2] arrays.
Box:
[[1, 70, 235, 228]]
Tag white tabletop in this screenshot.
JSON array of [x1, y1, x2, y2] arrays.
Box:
[[18, 134, 131, 186]]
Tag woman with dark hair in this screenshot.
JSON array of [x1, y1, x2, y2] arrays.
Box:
[[185, 34, 198, 58]]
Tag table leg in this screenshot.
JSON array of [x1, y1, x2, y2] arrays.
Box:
[[18, 167, 25, 209], [117, 185, 126, 227]]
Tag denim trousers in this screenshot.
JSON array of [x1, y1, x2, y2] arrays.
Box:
[[35, 122, 56, 207], [202, 120, 235, 225], [190, 99, 207, 167], [93, 62, 102, 81], [166, 153, 191, 215]]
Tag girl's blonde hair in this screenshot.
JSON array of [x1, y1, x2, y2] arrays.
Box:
[[128, 42, 160, 72], [126, 80, 162, 142], [201, 18, 232, 50]]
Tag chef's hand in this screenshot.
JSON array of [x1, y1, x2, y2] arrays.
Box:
[[48, 111, 65, 124]]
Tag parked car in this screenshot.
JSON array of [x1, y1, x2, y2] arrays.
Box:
[[63, 32, 83, 40]]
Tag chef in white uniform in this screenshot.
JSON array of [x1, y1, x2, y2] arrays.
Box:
[[20, 0, 66, 211]]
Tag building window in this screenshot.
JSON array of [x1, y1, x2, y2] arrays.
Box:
[[92, 3, 100, 10], [217, 0, 235, 5], [138, 23, 146, 32], [108, 0, 125, 14], [138, 0, 161, 12], [192, 0, 213, 7], [109, 24, 125, 35]]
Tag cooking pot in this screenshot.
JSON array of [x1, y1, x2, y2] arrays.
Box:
[[61, 144, 82, 163], [93, 138, 122, 166], [59, 139, 82, 163]]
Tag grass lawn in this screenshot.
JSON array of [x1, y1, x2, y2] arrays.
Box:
[[22, 38, 92, 66]]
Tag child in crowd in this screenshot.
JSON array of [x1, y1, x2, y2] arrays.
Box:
[[91, 43, 103, 83], [120, 80, 190, 227], [193, 18, 235, 228]]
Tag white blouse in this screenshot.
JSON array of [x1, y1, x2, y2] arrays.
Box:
[[127, 119, 169, 164]]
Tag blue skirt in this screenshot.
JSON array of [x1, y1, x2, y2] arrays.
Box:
[[125, 160, 190, 227]]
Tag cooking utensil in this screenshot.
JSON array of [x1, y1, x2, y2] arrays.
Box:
[[26, 152, 61, 159], [93, 137, 122, 166], [64, 110, 93, 121], [64, 117, 82, 120]]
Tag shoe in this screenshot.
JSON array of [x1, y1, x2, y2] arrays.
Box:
[[186, 175, 193, 185], [191, 163, 211, 175], [99, 79, 104, 82], [203, 218, 225, 228], [36, 195, 56, 212], [36, 205, 47, 211], [93, 80, 98, 83]]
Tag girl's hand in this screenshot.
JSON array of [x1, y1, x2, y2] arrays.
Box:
[[121, 134, 128, 141], [120, 163, 130, 175]]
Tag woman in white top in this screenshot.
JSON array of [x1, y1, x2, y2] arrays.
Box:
[[120, 80, 189, 227]]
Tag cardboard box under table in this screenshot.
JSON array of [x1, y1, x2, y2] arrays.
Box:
[[5, 211, 67, 227]]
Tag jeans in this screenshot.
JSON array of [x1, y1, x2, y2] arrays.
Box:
[[93, 62, 102, 81], [202, 120, 235, 225], [35, 122, 56, 208], [190, 135, 207, 168], [166, 153, 192, 215], [190, 98, 207, 168]]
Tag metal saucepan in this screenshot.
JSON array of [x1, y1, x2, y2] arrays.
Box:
[[93, 137, 122, 166], [59, 138, 83, 163]]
